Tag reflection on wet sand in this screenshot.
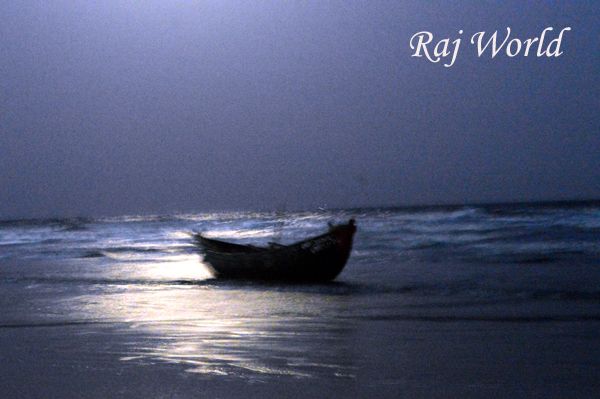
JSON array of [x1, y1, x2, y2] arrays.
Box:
[[71, 255, 358, 381]]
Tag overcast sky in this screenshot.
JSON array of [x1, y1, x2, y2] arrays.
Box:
[[1, 1, 598, 218]]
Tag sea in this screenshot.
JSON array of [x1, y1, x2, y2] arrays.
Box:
[[1, 200, 599, 397]]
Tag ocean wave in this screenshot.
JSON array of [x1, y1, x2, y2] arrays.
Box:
[[0, 217, 92, 230], [80, 251, 106, 258], [1, 201, 598, 265]]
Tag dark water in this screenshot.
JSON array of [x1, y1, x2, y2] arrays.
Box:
[[1, 201, 600, 396]]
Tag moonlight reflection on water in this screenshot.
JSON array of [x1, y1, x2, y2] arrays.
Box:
[[65, 256, 360, 380]]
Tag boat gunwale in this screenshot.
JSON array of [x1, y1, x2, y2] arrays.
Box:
[[193, 221, 355, 255]]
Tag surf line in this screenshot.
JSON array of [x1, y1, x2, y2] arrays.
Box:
[[409, 26, 572, 67]]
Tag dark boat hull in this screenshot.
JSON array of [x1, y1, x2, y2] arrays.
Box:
[[193, 220, 356, 282]]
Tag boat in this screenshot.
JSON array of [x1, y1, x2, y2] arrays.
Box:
[[193, 219, 356, 282]]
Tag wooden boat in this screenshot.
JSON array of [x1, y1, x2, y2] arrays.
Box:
[[193, 219, 356, 282]]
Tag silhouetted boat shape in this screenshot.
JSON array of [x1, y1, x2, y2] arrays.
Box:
[[193, 219, 356, 282]]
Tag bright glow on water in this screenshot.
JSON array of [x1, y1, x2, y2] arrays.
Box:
[[1, 203, 599, 381]]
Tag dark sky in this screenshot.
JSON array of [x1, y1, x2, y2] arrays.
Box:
[[1, 1, 598, 218]]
